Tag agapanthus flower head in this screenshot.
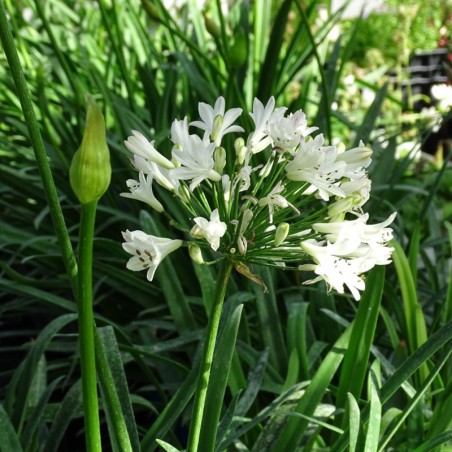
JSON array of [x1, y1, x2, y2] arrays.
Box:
[[121, 96, 397, 300]]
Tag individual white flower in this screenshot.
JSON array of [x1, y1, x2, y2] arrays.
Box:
[[120, 171, 164, 212], [285, 134, 347, 201], [335, 141, 372, 179], [248, 97, 276, 153], [190, 97, 244, 146], [313, 212, 397, 248], [190, 209, 227, 251], [131, 156, 180, 192], [300, 240, 366, 301], [125, 130, 174, 169], [171, 134, 221, 190], [122, 230, 182, 281], [258, 181, 299, 223], [170, 117, 191, 152], [266, 108, 318, 150]]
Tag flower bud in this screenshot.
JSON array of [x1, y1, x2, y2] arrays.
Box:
[[274, 222, 289, 247], [211, 115, 224, 144], [235, 138, 247, 165], [188, 243, 204, 264], [70, 94, 111, 204], [214, 147, 226, 173], [203, 12, 220, 38]]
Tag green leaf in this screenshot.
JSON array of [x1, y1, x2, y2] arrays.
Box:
[[347, 393, 360, 452], [336, 266, 385, 417], [6, 314, 77, 433], [43, 381, 83, 452], [0, 404, 22, 452], [95, 326, 135, 452], [272, 324, 353, 450], [353, 83, 388, 146], [199, 294, 244, 452], [392, 240, 429, 385], [96, 326, 140, 452], [364, 372, 381, 452], [155, 439, 181, 452]]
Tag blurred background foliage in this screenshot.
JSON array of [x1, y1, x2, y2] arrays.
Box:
[[1, 0, 452, 450]]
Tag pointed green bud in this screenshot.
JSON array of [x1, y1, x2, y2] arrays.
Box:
[[274, 222, 290, 247], [211, 114, 224, 143], [213, 147, 226, 173], [189, 243, 204, 264], [70, 94, 111, 204]]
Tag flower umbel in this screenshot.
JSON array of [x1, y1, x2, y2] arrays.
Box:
[[121, 97, 397, 300]]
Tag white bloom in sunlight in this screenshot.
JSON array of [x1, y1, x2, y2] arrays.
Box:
[[125, 130, 174, 170], [313, 212, 397, 248], [336, 141, 372, 179], [248, 97, 276, 153], [300, 240, 366, 301], [285, 134, 347, 201], [267, 108, 318, 150], [120, 171, 164, 212], [132, 156, 180, 192], [258, 181, 300, 223], [431, 84, 452, 111], [122, 230, 182, 281], [171, 117, 191, 152], [191, 97, 244, 146], [171, 134, 221, 190], [191, 209, 227, 251]]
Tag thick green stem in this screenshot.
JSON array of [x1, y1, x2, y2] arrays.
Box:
[[78, 202, 102, 452], [0, 0, 78, 293], [187, 259, 233, 452]]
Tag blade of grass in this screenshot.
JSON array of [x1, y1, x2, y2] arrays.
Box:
[[199, 294, 244, 452], [336, 266, 385, 420], [272, 324, 353, 450], [0, 404, 22, 452], [96, 326, 138, 452], [392, 240, 429, 385]]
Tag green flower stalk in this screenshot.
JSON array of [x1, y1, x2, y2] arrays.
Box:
[[71, 95, 111, 452]]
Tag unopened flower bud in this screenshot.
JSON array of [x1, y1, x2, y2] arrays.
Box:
[[70, 94, 111, 204], [203, 12, 221, 37], [189, 243, 204, 264], [274, 222, 290, 247], [235, 138, 247, 165], [214, 147, 226, 173], [237, 235, 247, 255], [327, 197, 354, 221], [211, 115, 224, 144]]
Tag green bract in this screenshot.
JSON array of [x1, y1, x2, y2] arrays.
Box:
[[70, 94, 111, 205]]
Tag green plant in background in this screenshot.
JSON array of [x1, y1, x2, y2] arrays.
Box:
[[0, 0, 452, 451]]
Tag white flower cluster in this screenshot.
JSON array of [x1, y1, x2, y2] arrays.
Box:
[[121, 97, 396, 300]]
